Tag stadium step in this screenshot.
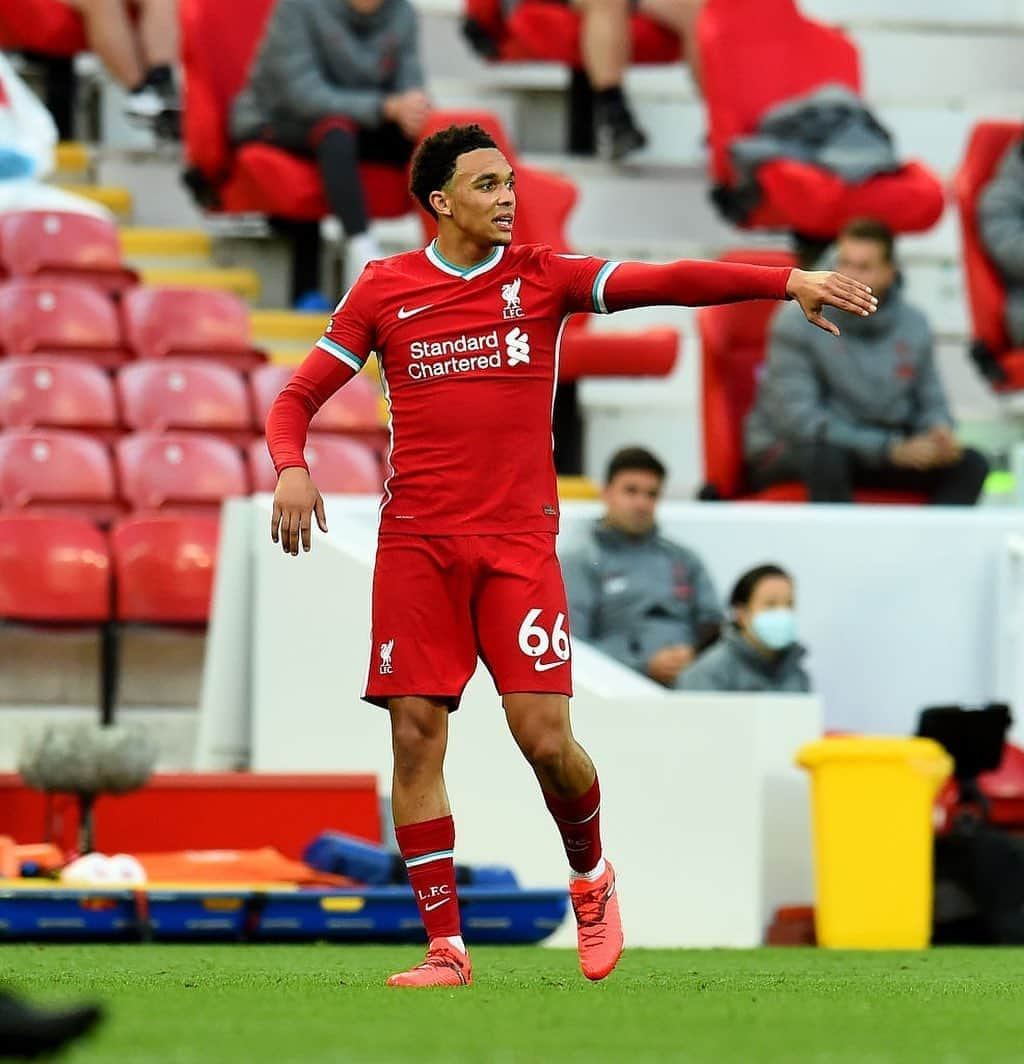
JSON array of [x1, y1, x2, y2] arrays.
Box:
[[54, 183, 133, 220], [250, 310, 327, 347], [137, 266, 262, 301], [120, 227, 213, 262], [54, 142, 91, 179]]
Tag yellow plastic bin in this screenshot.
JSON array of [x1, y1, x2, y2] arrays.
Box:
[[796, 736, 953, 949]]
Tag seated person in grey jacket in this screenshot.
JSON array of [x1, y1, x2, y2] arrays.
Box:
[[231, 0, 431, 280], [561, 446, 723, 688], [678, 564, 810, 694], [978, 135, 1024, 347], [744, 218, 989, 505]]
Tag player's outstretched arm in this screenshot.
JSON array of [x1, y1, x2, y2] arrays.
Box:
[[271, 467, 328, 556], [598, 260, 876, 335], [784, 269, 878, 336]]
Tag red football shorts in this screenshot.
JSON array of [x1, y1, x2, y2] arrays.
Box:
[[362, 532, 573, 709]]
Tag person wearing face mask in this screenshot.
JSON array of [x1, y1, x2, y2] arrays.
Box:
[[744, 218, 989, 504], [561, 446, 723, 688], [677, 564, 810, 694]]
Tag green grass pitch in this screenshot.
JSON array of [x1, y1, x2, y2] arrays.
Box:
[[4, 945, 1024, 1062]]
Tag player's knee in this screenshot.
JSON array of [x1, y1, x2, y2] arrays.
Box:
[[389, 704, 446, 770], [518, 727, 571, 773]]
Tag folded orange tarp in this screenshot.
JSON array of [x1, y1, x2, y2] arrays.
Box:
[[132, 847, 356, 887]]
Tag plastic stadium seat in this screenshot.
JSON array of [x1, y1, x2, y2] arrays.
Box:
[[0, 429, 121, 522], [121, 287, 267, 371], [698, 249, 925, 504], [179, 0, 410, 222], [0, 358, 119, 441], [416, 110, 577, 252], [0, 0, 87, 55], [952, 121, 1024, 392], [0, 514, 110, 623], [117, 361, 252, 445], [115, 432, 249, 515], [110, 515, 220, 624], [698, 0, 944, 238], [464, 0, 679, 65], [0, 280, 129, 368], [249, 364, 385, 441], [247, 435, 383, 495], [0, 211, 139, 296], [559, 327, 678, 380]]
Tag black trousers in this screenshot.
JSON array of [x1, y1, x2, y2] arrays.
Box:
[[747, 441, 990, 505], [244, 118, 414, 237]]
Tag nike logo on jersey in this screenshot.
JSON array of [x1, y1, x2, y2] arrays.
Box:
[[534, 659, 568, 673], [424, 898, 451, 912], [397, 303, 434, 319]]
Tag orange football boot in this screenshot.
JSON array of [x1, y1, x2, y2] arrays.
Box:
[[569, 861, 624, 981], [386, 939, 472, 988]]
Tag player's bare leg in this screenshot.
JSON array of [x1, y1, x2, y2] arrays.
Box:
[[504, 693, 624, 981], [386, 696, 472, 988]]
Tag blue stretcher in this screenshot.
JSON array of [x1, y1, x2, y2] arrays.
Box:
[[0, 883, 568, 944]]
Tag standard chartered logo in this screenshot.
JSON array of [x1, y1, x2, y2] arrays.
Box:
[[505, 327, 531, 366], [406, 326, 533, 380]]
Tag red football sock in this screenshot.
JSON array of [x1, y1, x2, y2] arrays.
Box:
[[396, 814, 462, 941], [543, 776, 603, 875]]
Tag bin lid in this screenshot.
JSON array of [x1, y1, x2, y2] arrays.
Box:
[[796, 736, 953, 776]]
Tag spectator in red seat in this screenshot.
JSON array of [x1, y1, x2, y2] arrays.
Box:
[[60, 0, 180, 126], [744, 218, 989, 505], [508, 0, 703, 161], [560, 446, 723, 687], [678, 564, 811, 694], [231, 0, 430, 280], [978, 134, 1024, 346]]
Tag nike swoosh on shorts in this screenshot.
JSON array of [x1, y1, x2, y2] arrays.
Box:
[[534, 659, 568, 672], [397, 303, 434, 319], [424, 898, 451, 912]]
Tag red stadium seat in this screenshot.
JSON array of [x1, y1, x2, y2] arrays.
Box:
[[698, 0, 944, 238], [117, 361, 253, 446], [121, 287, 266, 371], [249, 364, 385, 445], [0, 0, 87, 55], [0, 358, 119, 441], [0, 211, 139, 296], [247, 435, 383, 495], [110, 515, 220, 624], [698, 249, 926, 504], [559, 327, 678, 380], [179, 0, 410, 222], [464, 0, 679, 65], [0, 514, 110, 623], [115, 432, 249, 515], [0, 280, 128, 368], [952, 121, 1024, 392], [0, 429, 121, 522]]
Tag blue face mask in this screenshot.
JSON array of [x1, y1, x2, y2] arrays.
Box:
[[750, 608, 797, 651]]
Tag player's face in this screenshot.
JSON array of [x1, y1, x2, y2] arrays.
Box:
[[835, 237, 895, 302], [602, 470, 662, 536], [442, 148, 516, 247]]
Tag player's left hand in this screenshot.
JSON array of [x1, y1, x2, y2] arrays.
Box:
[[786, 269, 878, 336]]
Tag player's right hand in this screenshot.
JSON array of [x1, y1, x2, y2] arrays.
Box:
[[271, 467, 327, 556]]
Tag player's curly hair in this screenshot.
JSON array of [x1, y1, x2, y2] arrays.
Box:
[[410, 123, 499, 218]]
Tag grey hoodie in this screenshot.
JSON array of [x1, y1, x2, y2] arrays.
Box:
[[560, 520, 723, 677], [676, 625, 811, 694], [744, 276, 951, 466], [230, 0, 425, 141], [978, 139, 1024, 347]]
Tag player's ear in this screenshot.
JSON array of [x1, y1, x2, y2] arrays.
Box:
[[429, 189, 452, 218]]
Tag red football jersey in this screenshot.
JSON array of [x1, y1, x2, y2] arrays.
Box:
[[318, 241, 617, 535]]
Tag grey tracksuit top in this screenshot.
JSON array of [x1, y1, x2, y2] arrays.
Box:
[[230, 0, 425, 140], [560, 521, 723, 677], [978, 139, 1024, 347], [744, 277, 952, 466], [676, 625, 811, 694]]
